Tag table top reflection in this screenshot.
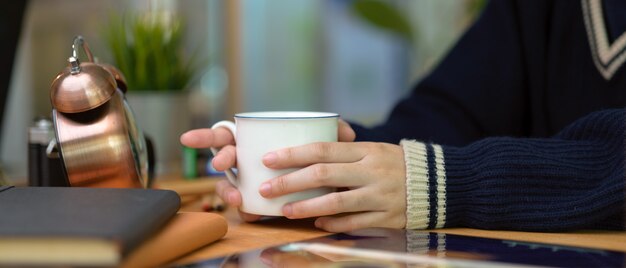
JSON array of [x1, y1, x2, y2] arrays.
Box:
[[173, 200, 626, 267]]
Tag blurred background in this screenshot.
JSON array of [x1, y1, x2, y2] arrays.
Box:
[[0, 0, 484, 182]]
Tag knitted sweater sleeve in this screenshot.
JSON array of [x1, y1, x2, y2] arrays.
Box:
[[352, 0, 530, 146], [401, 109, 625, 231]]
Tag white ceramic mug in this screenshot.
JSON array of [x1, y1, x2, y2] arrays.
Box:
[[210, 111, 338, 216]]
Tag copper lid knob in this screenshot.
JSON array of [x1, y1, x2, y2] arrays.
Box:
[[50, 57, 117, 113], [50, 36, 118, 113]]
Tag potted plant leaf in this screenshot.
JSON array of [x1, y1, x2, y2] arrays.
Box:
[[104, 12, 198, 91]]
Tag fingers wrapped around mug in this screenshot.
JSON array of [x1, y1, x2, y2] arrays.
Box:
[[216, 179, 262, 222], [338, 119, 356, 142], [260, 142, 408, 232], [180, 127, 236, 148], [211, 145, 237, 171]]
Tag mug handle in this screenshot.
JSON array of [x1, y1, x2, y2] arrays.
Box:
[[210, 121, 239, 186]]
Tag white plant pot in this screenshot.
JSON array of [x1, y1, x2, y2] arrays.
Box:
[[125, 90, 191, 177]]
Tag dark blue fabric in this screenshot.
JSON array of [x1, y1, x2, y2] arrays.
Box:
[[352, 0, 626, 145], [603, 0, 626, 42], [350, 0, 626, 231], [443, 109, 625, 231]]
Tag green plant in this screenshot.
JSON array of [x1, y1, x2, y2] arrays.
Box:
[[103, 12, 199, 91], [350, 0, 414, 42], [466, 0, 487, 19], [350, 0, 487, 43]]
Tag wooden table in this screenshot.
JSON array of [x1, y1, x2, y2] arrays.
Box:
[[173, 200, 330, 265], [171, 201, 626, 266]]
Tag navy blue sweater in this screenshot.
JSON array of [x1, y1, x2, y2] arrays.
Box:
[[352, 0, 626, 231]]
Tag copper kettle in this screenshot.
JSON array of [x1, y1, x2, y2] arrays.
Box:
[[50, 36, 149, 188]]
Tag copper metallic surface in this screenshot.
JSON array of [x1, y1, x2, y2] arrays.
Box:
[[53, 90, 148, 188], [50, 62, 117, 113], [100, 63, 128, 93]]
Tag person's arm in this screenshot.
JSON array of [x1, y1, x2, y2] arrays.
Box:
[[353, 0, 531, 146], [403, 108, 625, 231]]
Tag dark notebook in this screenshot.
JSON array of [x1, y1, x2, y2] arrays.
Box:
[[0, 186, 180, 266]]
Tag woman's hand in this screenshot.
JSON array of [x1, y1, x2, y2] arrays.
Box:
[[260, 141, 407, 232], [180, 119, 358, 222], [180, 126, 237, 171]]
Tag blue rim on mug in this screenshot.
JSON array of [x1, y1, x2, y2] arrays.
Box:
[[234, 111, 339, 119]]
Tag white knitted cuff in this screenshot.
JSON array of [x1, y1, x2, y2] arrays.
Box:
[[400, 140, 430, 229], [400, 139, 447, 229]]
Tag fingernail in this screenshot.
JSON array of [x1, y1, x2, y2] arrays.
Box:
[[263, 152, 277, 166], [259, 183, 271, 196], [283, 204, 292, 217]]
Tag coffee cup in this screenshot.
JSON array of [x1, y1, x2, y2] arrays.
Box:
[[210, 111, 338, 216]]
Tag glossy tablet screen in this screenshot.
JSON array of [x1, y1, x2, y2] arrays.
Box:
[[186, 228, 624, 268]]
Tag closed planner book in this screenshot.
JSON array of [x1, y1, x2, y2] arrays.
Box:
[[0, 186, 180, 266]]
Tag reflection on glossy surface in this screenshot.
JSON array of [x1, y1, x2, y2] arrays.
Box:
[[186, 228, 626, 268]]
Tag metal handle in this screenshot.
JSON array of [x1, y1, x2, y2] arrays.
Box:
[[68, 35, 95, 74], [210, 121, 239, 187], [45, 139, 60, 159]]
